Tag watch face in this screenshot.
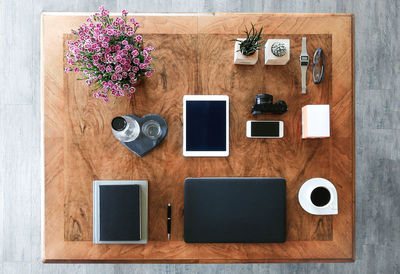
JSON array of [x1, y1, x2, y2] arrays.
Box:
[[301, 56, 309, 61]]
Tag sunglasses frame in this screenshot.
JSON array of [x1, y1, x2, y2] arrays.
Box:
[[312, 48, 325, 84]]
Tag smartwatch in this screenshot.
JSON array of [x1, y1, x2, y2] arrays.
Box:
[[299, 37, 309, 94]]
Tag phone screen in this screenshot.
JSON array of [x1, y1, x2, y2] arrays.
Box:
[[251, 121, 280, 137]]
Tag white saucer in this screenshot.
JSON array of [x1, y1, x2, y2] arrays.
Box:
[[298, 178, 338, 215]]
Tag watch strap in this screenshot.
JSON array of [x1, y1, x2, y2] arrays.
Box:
[[301, 37, 307, 54], [301, 66, 307, 94]]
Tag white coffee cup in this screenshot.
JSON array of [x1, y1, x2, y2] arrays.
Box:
[[298, 178, 338, 215]]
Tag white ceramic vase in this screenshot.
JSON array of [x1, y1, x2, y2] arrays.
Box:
[[265, 39, 290, 65], [233, 38, 258, 65]]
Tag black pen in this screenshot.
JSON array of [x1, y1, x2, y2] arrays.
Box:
[[167, 203, 171, 240]]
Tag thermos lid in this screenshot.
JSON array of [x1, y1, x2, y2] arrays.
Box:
[[111, 116, 127, 131]]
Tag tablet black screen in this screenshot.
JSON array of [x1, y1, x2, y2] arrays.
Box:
[[186, 100, 226, 151]]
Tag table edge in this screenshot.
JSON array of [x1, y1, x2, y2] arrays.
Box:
[[40, 11, 354, 17], [42, 258, 355, 264]]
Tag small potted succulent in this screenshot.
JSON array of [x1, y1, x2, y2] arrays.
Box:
[[232, 23, 265, 65], [264, 39, 290, 65]]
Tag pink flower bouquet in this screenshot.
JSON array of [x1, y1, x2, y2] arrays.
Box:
[[64, 6, 155, 102]]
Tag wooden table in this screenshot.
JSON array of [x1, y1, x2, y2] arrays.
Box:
[[41, 12, 355, 263]]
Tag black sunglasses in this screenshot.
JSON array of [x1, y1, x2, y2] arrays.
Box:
[[313, 48, 324, 84]]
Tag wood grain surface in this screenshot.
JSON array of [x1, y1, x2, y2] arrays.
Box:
[[42, 13, 354, 263]]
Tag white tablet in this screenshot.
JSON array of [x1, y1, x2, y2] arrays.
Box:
[[183, 95, 229, 157]]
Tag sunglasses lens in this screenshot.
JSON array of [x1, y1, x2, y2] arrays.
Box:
[[314, 52, 320, 63], [313, 67, 321, 79]]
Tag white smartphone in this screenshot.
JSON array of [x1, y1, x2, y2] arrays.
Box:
[[246, 120, 284, 138]]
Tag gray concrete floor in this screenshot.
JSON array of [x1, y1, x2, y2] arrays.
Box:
[[0, 0, 399, 273]]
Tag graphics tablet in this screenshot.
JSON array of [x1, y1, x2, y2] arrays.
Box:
[[183, 95, 229, 157]]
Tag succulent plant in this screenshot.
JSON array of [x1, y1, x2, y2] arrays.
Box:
[[271, 42, 287, 57], [232, 23, 265, 56]]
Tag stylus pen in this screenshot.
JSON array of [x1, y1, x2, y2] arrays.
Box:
[[167, 203, 171, 240]]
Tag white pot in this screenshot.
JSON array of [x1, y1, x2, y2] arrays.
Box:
[[265, 39, 290, 65], [233, 39, 258, 65]]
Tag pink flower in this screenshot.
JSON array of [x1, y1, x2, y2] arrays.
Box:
[[139, 63, 148, 69], [122, 40, 128, 46], [131, 50, 139, 57], [145, 71, 152, 77], [99, 5, 105, 11], [133, 58, 140, 65], [106, 65, 112, 73], [101, 42, 109, 48], [129, 17, 136, 23], [103, 97, 109, 102], [122, 84, 129, 90], [98, 34, 105, 41], [122, 9, 128, 16], [64, 67, 70, 73], [127, 31, 134, 36], [129, 87, 136, 93], [74, 67, 80, 72], [135, 35, 142, 42]]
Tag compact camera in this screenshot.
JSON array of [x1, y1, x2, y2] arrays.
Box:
[[251, 94, 288, 115]]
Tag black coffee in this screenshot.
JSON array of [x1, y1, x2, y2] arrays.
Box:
[[310, 187, 331, 207]]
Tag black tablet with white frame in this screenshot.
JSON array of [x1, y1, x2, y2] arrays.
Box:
[[183, 95, 229, 157]]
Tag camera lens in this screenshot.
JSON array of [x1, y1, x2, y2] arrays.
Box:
[[255, 94, 273, 105]]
